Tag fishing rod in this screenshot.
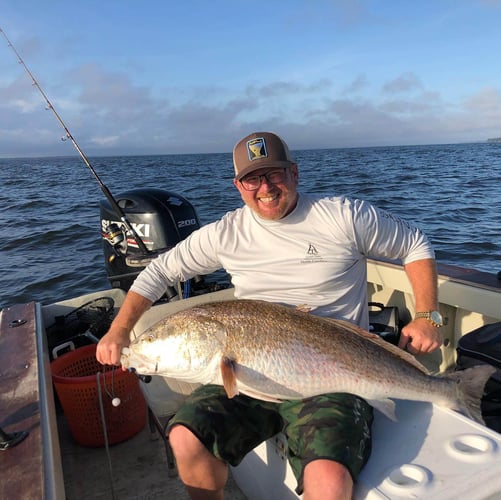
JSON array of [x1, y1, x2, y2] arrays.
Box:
[[0, 27, 150, 255]]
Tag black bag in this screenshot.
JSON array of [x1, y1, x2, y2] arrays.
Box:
[[368, 302, 400, 345], [456, 321, 501, 433]]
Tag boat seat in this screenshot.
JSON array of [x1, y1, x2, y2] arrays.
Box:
[[142, 376, 200, 417], [139, 376, 200, 476]]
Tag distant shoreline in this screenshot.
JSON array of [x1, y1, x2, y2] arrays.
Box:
[[487, 137, 501, 142]]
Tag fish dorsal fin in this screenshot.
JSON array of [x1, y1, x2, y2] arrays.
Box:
[[220, 356, 239, 398], [323, 317, 430, 374]]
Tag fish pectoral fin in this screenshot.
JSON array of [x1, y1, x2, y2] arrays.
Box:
[[221, 356, 239, 399], [368, 398, 397, 422]]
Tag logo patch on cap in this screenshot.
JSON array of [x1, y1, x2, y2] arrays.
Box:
[[247, 137, 268, 161]]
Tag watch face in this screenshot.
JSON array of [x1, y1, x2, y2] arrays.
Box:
[[430, 311, 442, 324]]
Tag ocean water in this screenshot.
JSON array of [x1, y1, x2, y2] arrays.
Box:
[[1, 143, 500, 309]]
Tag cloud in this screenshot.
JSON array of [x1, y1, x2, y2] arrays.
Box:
[[246, 79, 332, 98], [2, 60, 501, 157], [343, 74, 369, 94], [90, 135, 120, 147], [380, 90, 443, 114], [463, 86, 501, 113], [382, 72, 423, 94]]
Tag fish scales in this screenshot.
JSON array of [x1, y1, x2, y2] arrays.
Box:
[[176, 300, 444, 402], [122, 299, 495, 423]]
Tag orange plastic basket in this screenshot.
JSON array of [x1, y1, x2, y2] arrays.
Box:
[[51, 344, 146, 447]]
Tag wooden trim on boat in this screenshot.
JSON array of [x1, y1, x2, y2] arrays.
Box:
[[367, 258, 501, 326], [436, 262, 501, 292], [368, 257, 501, 292], [0, 302, 64, 500], [0, 302, 45, 499]]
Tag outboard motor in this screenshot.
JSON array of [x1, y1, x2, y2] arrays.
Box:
[[100, 188, 203, 297]]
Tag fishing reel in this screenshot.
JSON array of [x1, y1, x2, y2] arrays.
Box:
[[102, 222, 127, 262]]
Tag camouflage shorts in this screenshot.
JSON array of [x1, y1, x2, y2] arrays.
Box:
[[167, 385, 373, 494]]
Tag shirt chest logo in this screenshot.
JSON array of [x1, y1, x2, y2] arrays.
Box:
[[301, 243, 325, 263]]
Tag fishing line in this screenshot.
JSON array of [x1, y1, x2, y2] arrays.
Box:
[[102, 365, 121, 407], [96, 371, 118, 500], [0, 27, 149, 255]]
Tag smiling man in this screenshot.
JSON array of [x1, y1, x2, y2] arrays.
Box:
[[97, 131, 441, 499], [232, 132, 299, 220]]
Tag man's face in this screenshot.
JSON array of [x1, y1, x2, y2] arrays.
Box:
[[234, 164, 299, 220]]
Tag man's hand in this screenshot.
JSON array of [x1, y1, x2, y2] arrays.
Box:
[[95, 290, 153, 366], [96, 326, 130, 366], [398, 318, 442, 355]]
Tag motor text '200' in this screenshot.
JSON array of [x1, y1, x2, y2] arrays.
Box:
[[178, 218, 198, 228]]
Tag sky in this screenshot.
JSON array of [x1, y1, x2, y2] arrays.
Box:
[[1, 0, 501, 157]]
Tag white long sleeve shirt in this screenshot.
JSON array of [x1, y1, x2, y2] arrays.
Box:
[[131, 193, 434, 329]]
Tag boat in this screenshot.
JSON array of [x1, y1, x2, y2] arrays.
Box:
[[1, 186, 501, 499], [2, 28, 500, 500]]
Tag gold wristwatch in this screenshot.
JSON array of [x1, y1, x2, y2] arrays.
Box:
[[414, 310, 444, 327]]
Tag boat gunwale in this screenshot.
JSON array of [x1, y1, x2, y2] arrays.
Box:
[[36, 301, 65, 499]]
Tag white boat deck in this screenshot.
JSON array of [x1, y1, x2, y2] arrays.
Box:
[[231, 400, 501, 500]]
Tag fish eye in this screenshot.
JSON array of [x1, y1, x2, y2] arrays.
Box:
[[146, 334, 156, 343]]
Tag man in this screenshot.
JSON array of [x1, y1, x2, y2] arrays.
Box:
[[97, 132, 442, 500]]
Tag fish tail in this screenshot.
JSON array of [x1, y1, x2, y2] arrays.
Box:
[[444, 364, 496, 424]]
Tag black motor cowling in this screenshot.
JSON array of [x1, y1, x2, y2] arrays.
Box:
[[100, 188, 201, 293]]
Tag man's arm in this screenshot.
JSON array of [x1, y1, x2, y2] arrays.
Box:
[[398, 258, 442, 355], [96, 290, 153, 366]]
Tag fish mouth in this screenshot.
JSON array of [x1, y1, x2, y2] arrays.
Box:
[[120, 347, 159, 375]]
